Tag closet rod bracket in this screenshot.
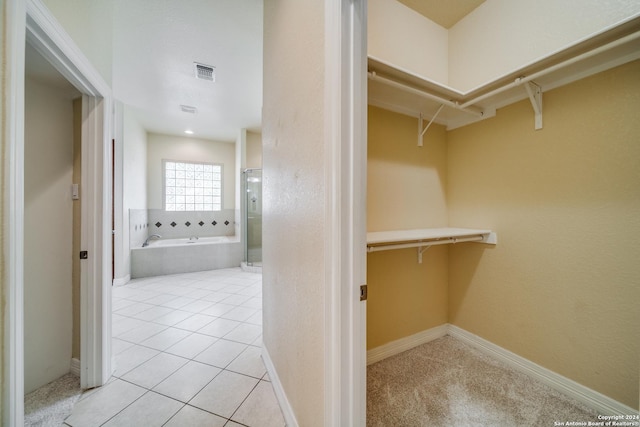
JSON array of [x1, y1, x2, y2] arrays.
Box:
[[417, 245, 430, 263], [524, 81, 543, 130], [418, 104, 445, 147]]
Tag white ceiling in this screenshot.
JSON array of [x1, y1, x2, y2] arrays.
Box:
[[112, 0, 263, 142], [26, 0, 481, 142]]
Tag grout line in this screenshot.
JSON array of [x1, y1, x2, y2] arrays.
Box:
[[159, 402, 189, 427], [96, 388, 187, 426], [226, 380, 262, 426], [80, 268, 265, 426]]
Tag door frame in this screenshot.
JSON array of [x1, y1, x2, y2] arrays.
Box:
[[324, 0, 367, 425], [3, 0, 113, 423]]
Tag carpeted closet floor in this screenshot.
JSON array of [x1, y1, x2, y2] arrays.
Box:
[[24, 373, 82, 427], [367, 335, 599, 427]]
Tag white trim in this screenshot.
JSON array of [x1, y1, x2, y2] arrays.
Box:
[[3, 5, 112, 422], [366, 325, 448, 365], [324, 1, 342, 424], [324, 0, 368, 425], [112, 275, 130, 287], [3, 0, 27, 425], [70, 358, 81, 377], [447, 325, 638, 416], [261, 346, 299, 427], [26, 0, 113, 389], [80, 94, 113, 388], [24, 1, 110, 97]]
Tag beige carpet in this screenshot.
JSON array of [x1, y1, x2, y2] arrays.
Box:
[[367, 336, 599, 427], [25, 373, 82, 427]]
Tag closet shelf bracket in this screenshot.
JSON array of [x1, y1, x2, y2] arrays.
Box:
[[417, 245, 430, 264], [524, 81, 543, 130], [418, 104, 445, 147]]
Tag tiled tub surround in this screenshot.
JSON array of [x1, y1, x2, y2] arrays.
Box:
[[131, 236, 242, 279], [148, 209, 236, 240], [129, 209, 149, 249], [129, 209, 236, 245]]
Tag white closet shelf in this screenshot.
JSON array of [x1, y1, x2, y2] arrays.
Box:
[[367, 228, 497, 263], [368, 14, 640, 135]]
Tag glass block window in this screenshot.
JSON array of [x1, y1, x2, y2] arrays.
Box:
[[163, 160, 222, 211]]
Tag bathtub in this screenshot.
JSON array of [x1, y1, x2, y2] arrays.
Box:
[[130, 235, 242, 278]]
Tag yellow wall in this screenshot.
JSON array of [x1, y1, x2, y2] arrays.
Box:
[[447, 60, 640, 408], [367, 106, 449, 349], [367, 61, 640, 408]]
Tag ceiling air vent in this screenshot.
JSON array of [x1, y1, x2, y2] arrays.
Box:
[[194, 62, 216, 82], [180, 105, 198, 114]]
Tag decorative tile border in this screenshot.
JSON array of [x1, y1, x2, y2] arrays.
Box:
[[147, 209, 235, 240], [129, 209, 236, 247]]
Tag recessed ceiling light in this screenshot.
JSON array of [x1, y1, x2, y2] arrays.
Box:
[[184, 130, 194, 135]]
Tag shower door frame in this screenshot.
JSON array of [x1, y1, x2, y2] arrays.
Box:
[[243, 168, 262, 267]]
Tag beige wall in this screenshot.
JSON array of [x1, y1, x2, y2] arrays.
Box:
[[41, 0, 113, 85], [246, 130, 262, 169], [146, 133, 236, 210], [122, 108, 147, 275], [24, 77, 75, 393], [368, 0, 448, 84], [368, 0, 640, 92], [367, 106, 449, 349], [262, 0, 325, 425], [447, 60, 640, 408], [449, 0, 640, 91]]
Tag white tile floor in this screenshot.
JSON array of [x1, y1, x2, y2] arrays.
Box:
[[64, 268, 285, 427]]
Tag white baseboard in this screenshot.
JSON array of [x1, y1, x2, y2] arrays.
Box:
[[70, 358, 81, 377], [367, 324, 448, 365], [367, 324, 636, 416], [112, 275, 130, 287], [446, 325, 638, 416], [262, 345, 299, 427]]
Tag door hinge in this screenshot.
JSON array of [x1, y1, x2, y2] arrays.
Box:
[[79, 251, 88, 259], [360, 284, 367, 301]]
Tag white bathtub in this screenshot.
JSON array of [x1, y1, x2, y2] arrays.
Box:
[[131, 235, 242, 278]]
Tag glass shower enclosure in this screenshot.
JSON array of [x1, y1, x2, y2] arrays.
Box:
[[243, 169, 262, 267]]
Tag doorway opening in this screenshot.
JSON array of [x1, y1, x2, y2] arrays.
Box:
[[4, 3, 114, 424]]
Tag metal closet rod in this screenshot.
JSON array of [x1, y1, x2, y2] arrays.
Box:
[[460, 30, 640, 109], [367, 234, 485, 253], [368, 29, 640, 113]]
